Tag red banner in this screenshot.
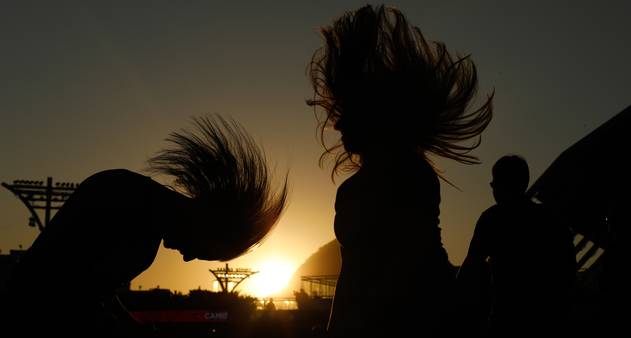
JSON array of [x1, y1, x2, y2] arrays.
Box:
[[130, 310, 229, 323]]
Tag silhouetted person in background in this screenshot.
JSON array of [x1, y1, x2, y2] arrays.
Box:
[[307, 5, 493, 337], [458, 155, 576, 337], [2, 116, 287, 337]]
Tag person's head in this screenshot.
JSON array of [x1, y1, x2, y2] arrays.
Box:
[[491, 155, 529, 204], [149, 116, 288, 262], [307, 4, 493, 178]]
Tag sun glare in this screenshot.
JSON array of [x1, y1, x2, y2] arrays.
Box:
[[248, 259, 294, 298]]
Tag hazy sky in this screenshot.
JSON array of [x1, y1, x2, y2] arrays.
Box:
[[1, 1, 630, 297]]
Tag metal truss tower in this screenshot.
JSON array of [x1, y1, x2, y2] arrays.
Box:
[[209, 263, 258, 293], [2, 177, 78, 231]]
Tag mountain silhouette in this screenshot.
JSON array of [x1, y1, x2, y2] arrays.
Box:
[[284, 240, 341, 296]]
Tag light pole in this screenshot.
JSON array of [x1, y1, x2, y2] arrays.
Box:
[[209, 263, 258, 293], [2, 177, 78, 232]]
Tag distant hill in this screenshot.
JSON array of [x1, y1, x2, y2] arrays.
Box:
[[282, 240, 341, 296], [278, 239, 461, 297]]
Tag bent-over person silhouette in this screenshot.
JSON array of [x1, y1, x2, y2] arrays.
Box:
[[3, 116, 288, 337]]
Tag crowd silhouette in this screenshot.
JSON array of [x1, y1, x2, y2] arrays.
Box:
[[2, 3, 627, 338]]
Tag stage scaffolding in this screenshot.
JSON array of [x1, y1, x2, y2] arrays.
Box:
[[300, 275, 338, 299]]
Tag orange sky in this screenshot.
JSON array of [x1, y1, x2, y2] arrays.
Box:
[[1, 1, 630, 297]]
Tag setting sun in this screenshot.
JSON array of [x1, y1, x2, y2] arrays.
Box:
[[246, 259, 294, 298]]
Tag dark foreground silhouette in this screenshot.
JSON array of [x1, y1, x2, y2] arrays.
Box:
[[458, 155, 576, 337], [525, 105, 631, 337], [0, 116, 287, 337], [307, 4, 493, 337]]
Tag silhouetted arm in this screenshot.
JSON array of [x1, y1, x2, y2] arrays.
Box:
[[458, 210, 491, 283], [457, 210, 494, 310], [102, 295, 157, 337], [454, 210, 494, 331]]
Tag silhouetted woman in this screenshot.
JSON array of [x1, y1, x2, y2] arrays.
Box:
[[3, 116, 287, 337], [307, 5, 493, 337]]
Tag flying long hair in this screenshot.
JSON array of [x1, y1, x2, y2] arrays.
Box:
[[148, 115, 288, 259], [307, 5, 494, 178]]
